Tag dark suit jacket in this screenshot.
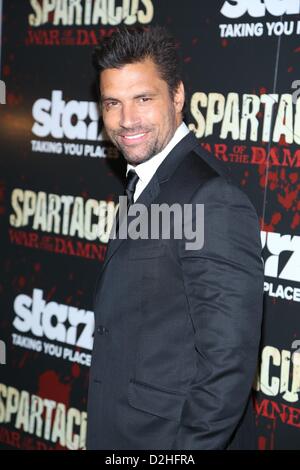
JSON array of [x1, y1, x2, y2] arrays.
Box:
[[87, 132, 264, 450]]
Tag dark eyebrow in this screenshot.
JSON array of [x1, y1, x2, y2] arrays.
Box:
[[101, 96, 120, 103], [101, 92, 158, 103], [134, 92, 158, 99]]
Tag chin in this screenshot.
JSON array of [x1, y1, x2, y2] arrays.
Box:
[[125, 156, 145, 165], [123, 151, 149, 164]]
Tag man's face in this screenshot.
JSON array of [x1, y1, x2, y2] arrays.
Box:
[[99, 58, 184, 165]]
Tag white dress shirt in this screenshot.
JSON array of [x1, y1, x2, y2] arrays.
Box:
[[126, 122, 190, 202]]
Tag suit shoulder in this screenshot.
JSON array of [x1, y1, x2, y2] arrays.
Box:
[[189, 141, 231, 181], [171, 145, 230, 202], [194, 173, 259, 220]]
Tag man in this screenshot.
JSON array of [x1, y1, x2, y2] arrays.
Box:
[[87, 26, 264, 450]]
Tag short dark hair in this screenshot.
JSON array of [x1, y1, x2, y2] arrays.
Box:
[[92, 26, 182, 97]]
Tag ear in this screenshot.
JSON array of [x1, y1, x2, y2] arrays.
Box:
[[174, 81, 185, 114]]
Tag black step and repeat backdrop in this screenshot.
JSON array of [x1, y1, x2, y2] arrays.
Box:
[[0, 0, 299, 450]]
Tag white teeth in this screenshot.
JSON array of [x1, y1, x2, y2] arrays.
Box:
[[124, 133, 145, 140]]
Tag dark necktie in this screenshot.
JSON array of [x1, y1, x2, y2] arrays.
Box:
[[113, 169, 139, 237], [125, 169, 139, 209]]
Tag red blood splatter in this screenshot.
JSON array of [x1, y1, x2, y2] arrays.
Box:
[[3, 64, 10, 76], [291, 212, 300, 230], [260, 212, 282, 232], [278, 135, 287, 146], [268, 171, 279, 191], [278, 188, 298, 210], [34, 263, 41, 272], [258, 436, 266, 450], [260, 176, 266, 188], [19, 351, 30, 368], [37, 370, 72, 407], [289, 173, 298, 184], [271, 212, 282, 225], [18, 276, 26, 288], [46, 286, 57, 300], [72, 364, 80, 378], [6, 93, 22, 105]]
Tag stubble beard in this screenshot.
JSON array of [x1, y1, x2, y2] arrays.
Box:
[[108, 107, 178, 166]]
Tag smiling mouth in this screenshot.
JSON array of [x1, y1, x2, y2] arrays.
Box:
[[121, 132, 147, 141], [119, 131, 149, 146]]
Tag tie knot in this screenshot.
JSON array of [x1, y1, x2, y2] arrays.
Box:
[[125, 170, 139, 205]]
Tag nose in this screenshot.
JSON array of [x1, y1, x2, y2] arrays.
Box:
[[119, 102, 140, 129]]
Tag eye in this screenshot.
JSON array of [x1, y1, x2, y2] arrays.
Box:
[[104, 100, 119, 110], [139, 97, 151, 103]]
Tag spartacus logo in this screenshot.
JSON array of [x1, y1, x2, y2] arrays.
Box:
[[221, 0, 300, 18], [28, 0, 154, 26]]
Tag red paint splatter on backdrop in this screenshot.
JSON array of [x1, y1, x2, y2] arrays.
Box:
[[37, 370, 72, 407]]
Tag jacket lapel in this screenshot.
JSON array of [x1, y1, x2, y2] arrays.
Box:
[[101, 172, 161, 270], [100, 131, 213, 271]]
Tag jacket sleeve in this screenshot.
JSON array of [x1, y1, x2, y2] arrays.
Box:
[[171, 176, 264, 450]]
